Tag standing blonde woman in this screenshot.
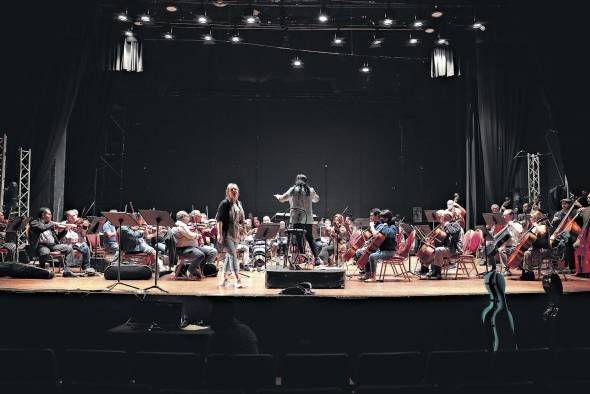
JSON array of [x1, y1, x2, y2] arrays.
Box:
[[215, 183, 246, 288]]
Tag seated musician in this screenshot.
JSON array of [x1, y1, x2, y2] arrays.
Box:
[[497, 209, 524, 275], [445, 199, 466, 228], [423, 210, 464, 280], [273, 221, 288, 256], [491, 204, 501, 214], [101, 211, 119, 262], [60, 209, 96, 275], [28, 207, 75, 276], [173, 211, 205, 280], [135, 215, 166, 255], [0, 212, 17, 261], [517, 202, 532, 226], [353, 208, 381, 264], [521, 210, 551, 277], [262, 216, 271, 224], [318, 214, 350, 266], [119, 219, 157, 268], [360, 210, 398, 282], [551, 198, 579, 272]]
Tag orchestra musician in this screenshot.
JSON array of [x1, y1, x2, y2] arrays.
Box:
[[497, 209, 524, 275], [521, 210, 551, 278], [274, 174, 321, 265], [318, 214, 350, 266], [101, 210, 120, 263], [28, 207, 75, 276], [445, 199, 466, 228], [421, 210, 464, 280], [60, 209, 96, 275], [360, 209, 398, 282], [216, 183, 246, 288], [551, 198, 580, 272], [0, 212, 17, 261], [517, 202, 533, 227], [173, 210, 205, 280], [353, 208, 381, 265], [491, 204, 501, 214], [119, 217, 158, 269]]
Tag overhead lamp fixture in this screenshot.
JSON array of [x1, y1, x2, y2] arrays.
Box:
[[203, 30, 214, 43], [123, 28, 134, 37], [244, 8, 260, 25], [163, 30, 174, 40], [431, 5, 443, 18], [230, 31, 242, 43], [381, 12, 394, 26], [413, 19, 424, 28], [318, 9, 329, 23], [291, 56, 304, 69], [424, 27, 435, 34], [408, 35, 419, 45], [331, 30, 345, 46], [370, 30, 384, 47], [196, 12, 210, 24], [116, 11, 129, 22], [359, 62, 371, 74], [472, 22, 486, 31], [166, 4, 178, 12], [139, 11, 152, 22], [437, 38, 449, 45]]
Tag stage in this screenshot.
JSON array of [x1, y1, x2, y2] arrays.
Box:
[[2, 258, 590, 298]]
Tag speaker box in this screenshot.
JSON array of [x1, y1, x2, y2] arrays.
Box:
[[265, 267, 345, 289], [104, 264, 152, 280], [90, 257, 109, 273]]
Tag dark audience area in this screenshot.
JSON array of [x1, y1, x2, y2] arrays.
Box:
[[1, 347, 590, 394]]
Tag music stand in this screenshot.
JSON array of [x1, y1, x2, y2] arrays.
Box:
[[139, 210, 174, 293], [424, 210, 438, 228], [253, 223, 280, 268], [102, 212, 140, 291], [6, 216, 29, 263]]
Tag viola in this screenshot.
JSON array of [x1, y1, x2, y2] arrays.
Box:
[[356, 232, 386, 269]]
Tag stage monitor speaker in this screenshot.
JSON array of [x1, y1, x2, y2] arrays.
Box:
[[266, 267, 345, 289], [104, 264, 152, 280]]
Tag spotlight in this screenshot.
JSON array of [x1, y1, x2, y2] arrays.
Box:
[[291, 56, 304, 69], [431, 5, 443, 18], [318, 9, 329, 23], [370, 31, 384, 47], [380, 11, 394, 26], [203, 30, 214, 43], [230, 31, 242, 43], [166, 4, 178, 12], [331, 32, 345, 46], [437, 38, 449, 45], [424, 28, 435, 34], [163, 29, 174, 40], [413, 20, 424, 28], [116, 12, 128, 22], [472, 22, 486, 31], [197, 12, 210, 24], [139, 12, 151, 22], [244, 9, 260, 25], [359, 62, 371, 74]]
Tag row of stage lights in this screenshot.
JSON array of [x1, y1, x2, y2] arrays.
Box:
[[117, 4, 485, 74]]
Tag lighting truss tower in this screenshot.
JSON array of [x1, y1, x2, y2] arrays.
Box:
[[527, 153, 541, 206], [17, 147, 31, 251], [0, 134, 6, 211]]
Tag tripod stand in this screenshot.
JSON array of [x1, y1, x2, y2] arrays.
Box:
[[102, 212, 140, 292], [140, 210, 173, 293]]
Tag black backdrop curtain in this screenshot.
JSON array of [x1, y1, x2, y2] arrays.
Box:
[[465, 42, 533, 225], [1, 1, 95, 219]]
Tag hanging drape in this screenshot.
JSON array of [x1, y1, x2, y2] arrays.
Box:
[[431, 46, 461, 78]]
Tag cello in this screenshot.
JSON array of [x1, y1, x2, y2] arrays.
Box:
[[356, 232, 386, 269], [507, 214, 548, 269], [550, 201, 582, 247]]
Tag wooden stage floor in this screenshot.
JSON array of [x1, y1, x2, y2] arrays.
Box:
[[2, 257, 590, 298]]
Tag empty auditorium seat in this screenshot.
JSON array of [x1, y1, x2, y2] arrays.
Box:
[[62, 349, 131, 384], [205, 354, 275, 390], [356, 352, 425, 386], [282, 354, 350, 389], [132, 351, 205, 390], [424, 350, 491, 386]]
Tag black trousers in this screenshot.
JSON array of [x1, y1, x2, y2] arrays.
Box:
[[292, 223, 318, 258]]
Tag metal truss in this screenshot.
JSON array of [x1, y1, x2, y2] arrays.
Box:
[[0, 134, 6, 211], [527, 153, 541, 207], [17, 147, 31, 250]]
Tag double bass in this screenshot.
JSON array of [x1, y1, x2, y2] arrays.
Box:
[[574, 210, 590, 275]]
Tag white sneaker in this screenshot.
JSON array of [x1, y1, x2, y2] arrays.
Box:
[[235, 280, 243, 289], [218, 278, 228, 287]]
